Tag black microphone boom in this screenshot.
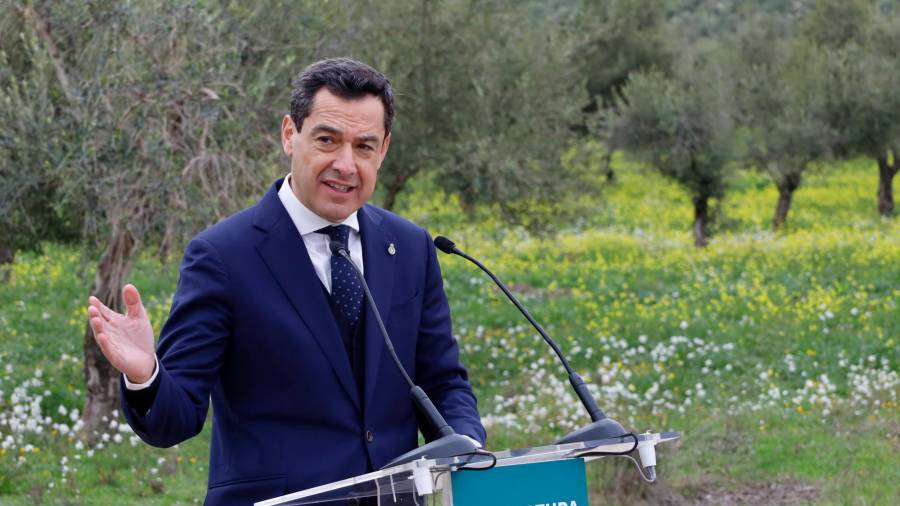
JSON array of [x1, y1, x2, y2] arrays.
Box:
[[434, 236, 626, 444], [328, 240, 478, 466]]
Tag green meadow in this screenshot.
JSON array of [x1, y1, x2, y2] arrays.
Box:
[[0, 156, 897, 504]]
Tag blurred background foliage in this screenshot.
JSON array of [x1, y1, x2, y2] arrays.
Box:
[[2, 0, 898, 259]]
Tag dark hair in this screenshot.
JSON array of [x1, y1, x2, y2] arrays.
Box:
[[290, 57, 394, 135]]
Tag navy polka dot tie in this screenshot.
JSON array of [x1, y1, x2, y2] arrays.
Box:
[[318, 225, 363, 326]]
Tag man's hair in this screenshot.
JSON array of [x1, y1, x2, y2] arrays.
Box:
[[290, 57, 394, 136]]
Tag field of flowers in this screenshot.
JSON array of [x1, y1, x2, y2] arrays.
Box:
[[0, 156, 897, 504]]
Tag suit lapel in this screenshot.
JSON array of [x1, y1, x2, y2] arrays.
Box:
[[359, 206, 396, 410], [253, 182, 361, 413]]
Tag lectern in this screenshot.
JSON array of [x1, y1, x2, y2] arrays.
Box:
[[255, 432, 679, 506]]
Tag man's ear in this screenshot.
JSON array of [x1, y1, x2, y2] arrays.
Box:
[[380, 133, 391, 159], [281, 115, 296, 156]]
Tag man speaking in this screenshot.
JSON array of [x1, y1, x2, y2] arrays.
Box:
[[87, 58, 486, 505]]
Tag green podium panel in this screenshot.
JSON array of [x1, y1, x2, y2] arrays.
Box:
[[450, 458, 589, 506]]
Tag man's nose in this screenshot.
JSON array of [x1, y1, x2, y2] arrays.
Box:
[[332, 144, 357, 176]]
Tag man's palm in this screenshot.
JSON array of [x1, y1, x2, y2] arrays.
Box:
[[88, 284, 156, 383]]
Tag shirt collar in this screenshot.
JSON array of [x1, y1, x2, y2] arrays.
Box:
[[277, 173, 360, 236]]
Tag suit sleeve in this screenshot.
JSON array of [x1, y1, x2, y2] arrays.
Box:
[[121, 236, 232, 447], [414, 229, 487, 446]]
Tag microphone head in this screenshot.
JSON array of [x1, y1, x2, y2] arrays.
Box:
[[329, 240, 347, 257], [434, 236, 457, 254]]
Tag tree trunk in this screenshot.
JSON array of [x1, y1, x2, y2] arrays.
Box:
[[20, 4, 82, 121], [773, 172, 802, 230], [381, 171, 411, 211], [876, 151, 897, 217], [157, 215, 176, 264], [0, 225, 13, 282], [375, 0, 428, 213], [603, 149, 615, 182], [0, 244, 13, 283], [82, 224, 137, 440], [692, 195, 710, 247]]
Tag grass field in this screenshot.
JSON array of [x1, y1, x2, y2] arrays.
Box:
[[0, 154, 897, 504]]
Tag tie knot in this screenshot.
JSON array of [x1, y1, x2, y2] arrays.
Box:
[[317, 225, 351, 249]]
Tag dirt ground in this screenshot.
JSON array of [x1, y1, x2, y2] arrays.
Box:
[[677, 480, 821, 505], [593, 465, 822, 505]]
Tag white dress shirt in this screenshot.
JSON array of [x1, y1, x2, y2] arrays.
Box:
[[276, 173, 364, 292]]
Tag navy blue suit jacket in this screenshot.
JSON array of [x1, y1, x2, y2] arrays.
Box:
[[122, 180, 485, 505]]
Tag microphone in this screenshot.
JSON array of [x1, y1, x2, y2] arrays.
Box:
[[328, 240, 478, 466], [434, 236, 626, 444], [637, 435, 658, 481]]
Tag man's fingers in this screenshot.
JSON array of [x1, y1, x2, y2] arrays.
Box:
[[89, 296, 118, 321], [88, 311, 105, 336], [88, 296, 107, 321], [123, 284, 145, 319]]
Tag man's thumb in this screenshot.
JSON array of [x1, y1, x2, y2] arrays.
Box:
[[123, 284, 145, 318]]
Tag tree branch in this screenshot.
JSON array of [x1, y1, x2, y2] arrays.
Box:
[[20, 4, 81, 119]]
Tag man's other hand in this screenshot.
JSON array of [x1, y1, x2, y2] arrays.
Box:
[[88, 284, 156, 384]]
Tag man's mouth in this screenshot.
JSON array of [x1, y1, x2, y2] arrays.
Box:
[[324, 181, 353, 193]]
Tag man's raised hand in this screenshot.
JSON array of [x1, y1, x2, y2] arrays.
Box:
[[88, 284, 156, 384]]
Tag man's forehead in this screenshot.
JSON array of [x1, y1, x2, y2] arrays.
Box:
[[306, 88, 386, 135]]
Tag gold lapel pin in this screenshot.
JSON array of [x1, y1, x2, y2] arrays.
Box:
[[388, 243, 396, 256]]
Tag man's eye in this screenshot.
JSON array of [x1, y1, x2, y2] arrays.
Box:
[[316, 136, 334, 144], [358, 144, 374, 151]]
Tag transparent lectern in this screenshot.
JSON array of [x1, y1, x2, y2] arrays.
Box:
[[255, 432, 679, 506]]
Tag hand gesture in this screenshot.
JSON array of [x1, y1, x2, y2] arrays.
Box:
[[88, 284, 156, 384]]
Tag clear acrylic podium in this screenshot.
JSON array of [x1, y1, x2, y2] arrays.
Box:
[[255, 433, 679, 506]]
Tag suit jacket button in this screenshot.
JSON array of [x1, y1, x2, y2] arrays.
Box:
[[365, 430, 374, 443]]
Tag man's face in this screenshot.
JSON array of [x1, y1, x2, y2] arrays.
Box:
[[281, 88, 391, 223]]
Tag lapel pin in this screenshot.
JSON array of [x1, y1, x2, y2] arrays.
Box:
[[388, 243, 396, 256]]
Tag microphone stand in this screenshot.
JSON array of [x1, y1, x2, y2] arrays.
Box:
[[434, 236, 626, 444], [329, 241, 479, 467]]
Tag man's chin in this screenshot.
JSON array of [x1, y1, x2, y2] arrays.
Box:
[[316, 204, 358, 224]]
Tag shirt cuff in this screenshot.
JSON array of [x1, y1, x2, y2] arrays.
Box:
[[123, 356, 159, 390]]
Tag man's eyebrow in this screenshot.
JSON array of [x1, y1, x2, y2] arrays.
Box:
[[356, 134, 381, 144], [309, 123, 342, 136]]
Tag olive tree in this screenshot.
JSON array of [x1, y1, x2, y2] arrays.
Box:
[[0, 7, 83, 279], [728, 18, 832, 229], [801, 0, 900, 217], [346, 0, 589, 230], [3, 0, 296, 436], [573, 0, 673, 181], [610, 63, 735, 246]]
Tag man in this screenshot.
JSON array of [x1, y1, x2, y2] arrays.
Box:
[[87, 58, 485, 505]]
